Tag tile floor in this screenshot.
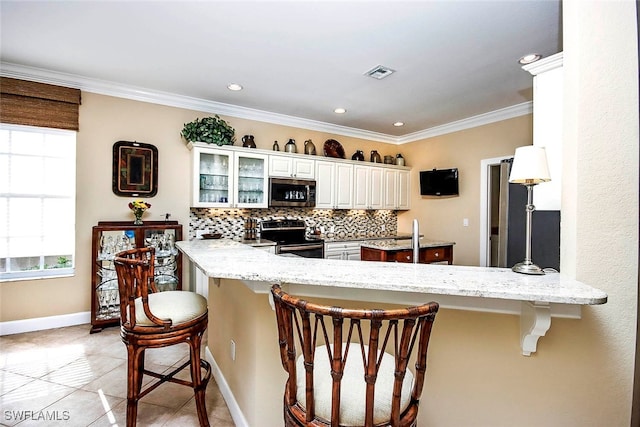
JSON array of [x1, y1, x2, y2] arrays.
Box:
[[0, 324, 235, 426]]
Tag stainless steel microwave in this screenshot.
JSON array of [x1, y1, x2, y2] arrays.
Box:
[[269, 178, 316, 207]]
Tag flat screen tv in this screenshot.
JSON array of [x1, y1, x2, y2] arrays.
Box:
[[420, 168, 459, 196]]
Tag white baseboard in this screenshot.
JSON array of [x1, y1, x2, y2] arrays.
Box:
[[0, 311, 91, 336], [205, 346, 249, 427]]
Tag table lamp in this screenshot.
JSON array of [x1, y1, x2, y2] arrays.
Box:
[[508, 145, 551, 275]]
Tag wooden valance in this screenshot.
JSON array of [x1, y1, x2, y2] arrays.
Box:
[[0, 77, 81, 131]]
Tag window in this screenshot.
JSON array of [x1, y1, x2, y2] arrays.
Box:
[[0, 123, 76, 281]]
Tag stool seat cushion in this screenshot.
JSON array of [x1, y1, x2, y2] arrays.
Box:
[[296, 344, 414, 426], [134, 291, 207, 327]]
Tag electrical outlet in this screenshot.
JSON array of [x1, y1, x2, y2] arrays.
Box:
[[381, 224, 386, 232], [230, 340, 236, 361]]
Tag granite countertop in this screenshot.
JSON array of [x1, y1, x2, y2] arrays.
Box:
[[360, 238, 455, 251], [197, 236, 276, 247], [236, 238, 276, 247], [176, 239, 607, 306], [319, 233, 415, 243]]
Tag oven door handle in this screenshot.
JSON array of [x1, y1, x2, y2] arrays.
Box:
[[279, 244, 324, 252]]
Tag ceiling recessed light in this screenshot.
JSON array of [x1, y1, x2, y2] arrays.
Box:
[[227, 83, 243, 91], [393, 121, 404, 127], [518, 53, 542, 65], [334, 108, 346, 114]]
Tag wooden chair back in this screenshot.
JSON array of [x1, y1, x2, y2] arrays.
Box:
[[114, 247, 171, 331], [271, 284, 439, 427]]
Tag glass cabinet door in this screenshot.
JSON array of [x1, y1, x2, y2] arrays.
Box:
[[193, 148, 233, 207], [234, 153, 268, 208], [94, 229, 136, 323], [144, 228, 179, 292]]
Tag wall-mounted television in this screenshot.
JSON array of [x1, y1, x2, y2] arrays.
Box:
[[420, 168, 459, 196]]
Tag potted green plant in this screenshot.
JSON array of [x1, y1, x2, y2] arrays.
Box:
[[180, 115, 236, 146]]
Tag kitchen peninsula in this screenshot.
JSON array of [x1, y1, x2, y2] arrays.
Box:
[[176, 239, 607, 427]]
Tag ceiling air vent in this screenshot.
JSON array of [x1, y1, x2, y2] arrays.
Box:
[[364, 65, 396, 80]]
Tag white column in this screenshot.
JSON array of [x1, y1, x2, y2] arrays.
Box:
[[523, 52, 564, 211]]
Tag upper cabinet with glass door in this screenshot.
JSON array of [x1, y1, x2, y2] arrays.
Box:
[[191, 146, 234, 208], [191, 145, 268, 208], [234, 152, 268, 208]]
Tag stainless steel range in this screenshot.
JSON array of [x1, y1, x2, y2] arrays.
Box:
[[259, 219, 324, 258]]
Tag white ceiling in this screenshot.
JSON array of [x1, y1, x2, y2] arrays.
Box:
[[0, 1, 562, 141]]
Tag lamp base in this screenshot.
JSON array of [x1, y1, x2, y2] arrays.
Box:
[[512, 261, 545, 275]]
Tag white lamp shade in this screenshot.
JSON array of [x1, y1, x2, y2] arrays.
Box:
[[509, 145, 551, 184]]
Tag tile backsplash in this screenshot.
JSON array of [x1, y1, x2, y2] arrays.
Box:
[[189, 208, 397, 240]]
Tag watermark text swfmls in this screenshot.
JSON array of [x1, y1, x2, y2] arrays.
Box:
[[4, 410, 71, 422]]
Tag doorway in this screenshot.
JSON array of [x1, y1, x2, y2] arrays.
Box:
[[479, 156, 512, 266]]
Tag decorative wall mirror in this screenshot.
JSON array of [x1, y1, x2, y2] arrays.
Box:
[[112, 140, 158, 197]]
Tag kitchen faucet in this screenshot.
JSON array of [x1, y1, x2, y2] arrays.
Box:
[[412, 219, 420, 264]]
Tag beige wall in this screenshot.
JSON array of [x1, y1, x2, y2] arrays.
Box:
[[397, 115, 533, 266], [563, 0, 638, 422], [0, 92, 393, 322]]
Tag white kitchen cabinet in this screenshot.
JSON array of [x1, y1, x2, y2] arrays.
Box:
[[315, 161, 335, 208], [354, 165, 384, 210], [191, 145, 268, 208], [383, 169, 398, 209], [190, 143, 409, 211], [269, 154, 315, 179], [192, 146, 234, 208], [396, 169, 410, 210], [324, 249, 344, 260], [335, 163, 354, 209], [234, 152, 269, 208], [315, 161, 353, 209], [324, 241, 363, 260], [383, 169, 410, 210]]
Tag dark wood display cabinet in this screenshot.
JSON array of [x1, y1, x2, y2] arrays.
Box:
[[90, 221, 183, 333]]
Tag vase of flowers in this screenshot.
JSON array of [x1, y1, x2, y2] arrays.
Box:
[[129, 200, 151, 225]]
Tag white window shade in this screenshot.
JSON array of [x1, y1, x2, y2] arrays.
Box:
[[0, 124, 76, 280]]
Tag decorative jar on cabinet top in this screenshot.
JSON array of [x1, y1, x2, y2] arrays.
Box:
[[241, 135, 256, 148], [285, 139, 297, 153], [352, 150, 365, 161], [370, 150, 382, 163], [304, 139, 316, 155]]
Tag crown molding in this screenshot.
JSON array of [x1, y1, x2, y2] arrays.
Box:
[[0, 62, 532, 144], [395, 101, 533, 144], [522, 52, 563, 76]]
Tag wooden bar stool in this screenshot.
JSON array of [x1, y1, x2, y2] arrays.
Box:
[[114, 247, 211, 427], [271, 284, 439, 427]]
